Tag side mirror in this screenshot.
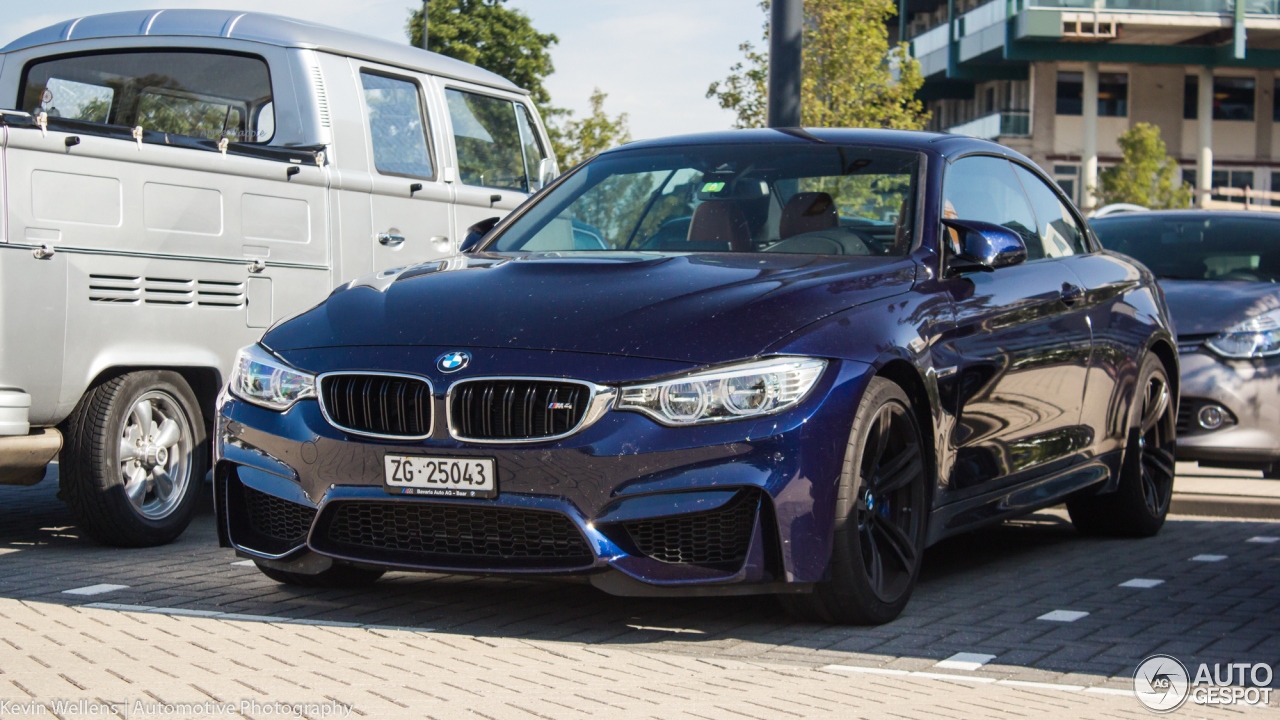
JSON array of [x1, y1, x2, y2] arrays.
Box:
[[530, 157, 557, 192], [459, 216, 501, 253], [942, 219, 1028, 277]]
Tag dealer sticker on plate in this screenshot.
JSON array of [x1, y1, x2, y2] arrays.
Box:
[[384, 455, 497, 498]]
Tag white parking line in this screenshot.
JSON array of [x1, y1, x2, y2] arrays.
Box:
[[823, 665, 1121, 695], [1191, 554, 1227, 562], [626, 624, 706, 634], [935, 652, 997, 671], [62, 584, 128, 596], [1119, 578, 1164, 588], [0, 548, 19, 556], [1246, 536, 1278, 544], [230, 560, 256, 567], [1037, 610, 1089, 622]]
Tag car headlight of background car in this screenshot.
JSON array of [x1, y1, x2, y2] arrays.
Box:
[[615, 357, 826, 426], [229, 344, 316, 411], [1206, 309, 1280, 358]]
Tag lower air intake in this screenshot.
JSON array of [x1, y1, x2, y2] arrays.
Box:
[[623, 490, 759, 565]]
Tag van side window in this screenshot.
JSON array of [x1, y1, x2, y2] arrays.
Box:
[[21, 51, 274, 143], [359, 72, 434, 179], [516, 104, 548, 184], [446, 89, 530, 192]]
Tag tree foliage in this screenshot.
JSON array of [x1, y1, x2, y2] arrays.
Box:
[[407, 0, 558, 108], [549, 88, 632, 169], [707, 0, 928, 130], [1095, 123, 1192, 209]]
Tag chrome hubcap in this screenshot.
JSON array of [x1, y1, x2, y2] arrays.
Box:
[[118, 391, 192, 520]]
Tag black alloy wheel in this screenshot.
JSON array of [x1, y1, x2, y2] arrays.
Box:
[[1068, 353, 1176, 537], [780, 377, 930, 625]]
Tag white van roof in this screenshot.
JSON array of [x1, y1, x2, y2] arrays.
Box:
[[2, 9, 526, 95]]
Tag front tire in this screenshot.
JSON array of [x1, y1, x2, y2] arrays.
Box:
[[1067, 353, 1176, 537], [60, 371, 206, 547], [780, 377, 930, 625]]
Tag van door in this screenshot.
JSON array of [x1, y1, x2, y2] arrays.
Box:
[[352, 61, 453, 271], [436, 81, 550, 239]]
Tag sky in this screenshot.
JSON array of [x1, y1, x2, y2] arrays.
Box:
[[0, 1, 764, 140]]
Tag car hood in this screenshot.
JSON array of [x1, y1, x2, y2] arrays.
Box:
[[1161, 279, 1280, 336], [262, 252, 916, 365]]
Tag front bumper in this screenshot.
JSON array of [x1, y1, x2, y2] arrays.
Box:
[[1176, 349, 1280, 470], [214, 347, 871, 594]]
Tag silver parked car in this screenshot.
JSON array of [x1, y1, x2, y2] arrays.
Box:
[[1093, 211, 1280, 476], [0, 10, 557, 546]]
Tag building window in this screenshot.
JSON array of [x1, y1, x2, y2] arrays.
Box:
[[1056, 72, 1127, 116], [1184, 168, 1254, 201], [1185, 76, 1256, 121]]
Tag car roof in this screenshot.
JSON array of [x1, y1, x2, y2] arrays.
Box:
[[1, 9, 523, 95], [607, 128, 1018, 157], [1091, 210, 1280, 222]]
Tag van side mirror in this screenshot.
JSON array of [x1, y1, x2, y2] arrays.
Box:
[[942, 219, 1028, 277], [460, 216, 501, 253], [530, 157, 557, 192]]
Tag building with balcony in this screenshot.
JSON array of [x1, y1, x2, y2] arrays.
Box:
[[900, 0, 1280, 209]]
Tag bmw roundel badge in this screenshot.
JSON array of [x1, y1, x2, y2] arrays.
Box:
[[437, 351, 470, 373]]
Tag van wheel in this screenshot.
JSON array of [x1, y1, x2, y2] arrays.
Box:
[[778, 378, 929, 624], [1068, 354, 1176, 537], [255, 562, 385, 588], [60, 371, 206, 547]]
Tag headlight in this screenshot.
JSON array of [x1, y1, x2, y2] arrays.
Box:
[[1206, 309, 1280, 358], [616, 357, 826, 426], [228, 344, 316, 411]]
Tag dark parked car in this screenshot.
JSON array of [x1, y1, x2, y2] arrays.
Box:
[[215, 129, 1178, 624], [1093, 211, 1280, 476]]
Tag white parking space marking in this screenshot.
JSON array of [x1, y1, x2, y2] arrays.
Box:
[[230, 559, 256, 566], [935, 652, 997, 671], [1191, 554, 1228, 562], [1246, 536, 1278, 543], [1038, 610, 1089, 622], [1119, 578, 1165, 588], [82, 602, 437, 632], [626, 624, 706, 634], [61, 583, 128, 595], [1085, 687, 1136, 696], [998, 679, 1086, 691], [825, 665, 1120, 695], [0, 548, 19, 556]]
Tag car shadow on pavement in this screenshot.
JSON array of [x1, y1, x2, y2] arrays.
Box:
[[1, 472, 1276, 685]]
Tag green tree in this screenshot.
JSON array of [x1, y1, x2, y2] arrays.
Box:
[[407, 0, 558, 108], [1095, 123, 1193, 209], [707, 0, 928, 130], [551, 88, 632, 168]]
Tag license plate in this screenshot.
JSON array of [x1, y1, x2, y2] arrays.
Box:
[[384, 455, 497, 498]]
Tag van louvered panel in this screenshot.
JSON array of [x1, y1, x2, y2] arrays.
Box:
[[88, 274, 141, 304], [197, 279, 246, 308], [143, 277, 194, 306], [311, 65, 331, 128]]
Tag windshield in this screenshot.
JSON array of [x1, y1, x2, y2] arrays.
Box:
[[1093, 215, 1280, 282], [487, 144, 921, 256]]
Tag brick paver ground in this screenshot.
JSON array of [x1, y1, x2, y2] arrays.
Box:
[[1, 469, 1277, 718]]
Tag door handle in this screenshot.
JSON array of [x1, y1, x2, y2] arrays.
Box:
[[1060, 283, 1084, 305], [378, 232, 406, 247]]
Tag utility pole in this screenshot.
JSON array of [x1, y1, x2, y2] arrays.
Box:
[[767, 0, 803, 128], [419, 0, 429, 50]]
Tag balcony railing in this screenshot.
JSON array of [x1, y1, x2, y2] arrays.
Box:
[[1028, 0, 1277, 13], [945, 111, 1032, 140]]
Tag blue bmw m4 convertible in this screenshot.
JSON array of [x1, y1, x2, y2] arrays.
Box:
[[215, 129, 1177, 624]]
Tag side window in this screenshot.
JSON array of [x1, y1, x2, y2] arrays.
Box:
[[360, 72, 433, 178], [446, 88, 528, 192], [516, 104, 549, 187], [942, 156, 1041, 260], [22, 51, 274, 143], [1012, 164, 1089, 258]]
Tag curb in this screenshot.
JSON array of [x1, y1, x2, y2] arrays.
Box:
[[1170, 492, 1280, 520]]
